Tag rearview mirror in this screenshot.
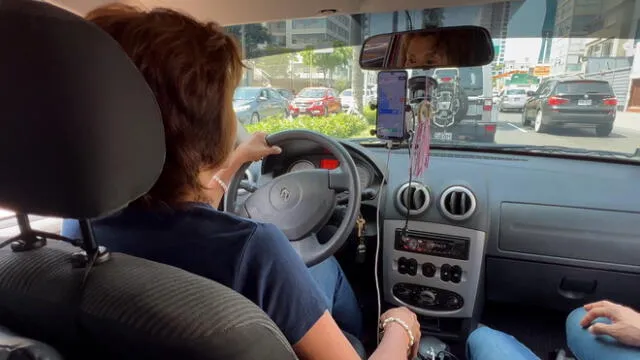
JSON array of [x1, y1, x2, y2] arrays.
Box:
[[526, 91, 535, 97], [359, 26, 494, 70]]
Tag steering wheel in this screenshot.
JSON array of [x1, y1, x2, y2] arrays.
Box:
[[224, 130, 361, 267]]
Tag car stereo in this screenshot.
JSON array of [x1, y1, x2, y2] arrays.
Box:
[[394, 229, 470, 260]]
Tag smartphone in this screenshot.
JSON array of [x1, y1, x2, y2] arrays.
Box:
[[376, 70, 408, 140]]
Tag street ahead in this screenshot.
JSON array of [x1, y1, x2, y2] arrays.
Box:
[[494, 111, 640, 155]]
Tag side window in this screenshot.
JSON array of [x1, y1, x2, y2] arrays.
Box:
[[0, 208, 63, 237], [541, 82, 554, 96], [536, 82, 548, 96]]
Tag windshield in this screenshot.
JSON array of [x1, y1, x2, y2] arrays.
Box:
[[506, 89, 526, 95], [556, 81, 612, 94], [297, 88, 326, 98], [234, 87, 260, 100], [231, 0, 640, 160]]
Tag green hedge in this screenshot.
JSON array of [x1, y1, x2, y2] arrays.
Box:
[[363, 107, 376, 125], [245, 113, 370, 138]]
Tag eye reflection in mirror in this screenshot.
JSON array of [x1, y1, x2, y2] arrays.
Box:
[[397, 32, 447, 68]]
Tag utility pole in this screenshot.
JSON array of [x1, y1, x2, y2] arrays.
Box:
[[351, 14, 364, 114], [241, 25, 250, 86]]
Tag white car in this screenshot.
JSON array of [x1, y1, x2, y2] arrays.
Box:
[[340, 88, 376, 112], [498, 88, 528, 112]]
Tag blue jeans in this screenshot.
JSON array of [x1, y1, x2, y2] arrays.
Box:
[[467, 326, 540, 360], [309, 256, 363, 339], [567, 307, 640, 360]]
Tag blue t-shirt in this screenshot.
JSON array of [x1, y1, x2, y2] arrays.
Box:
[[61, 203, 327, 344]]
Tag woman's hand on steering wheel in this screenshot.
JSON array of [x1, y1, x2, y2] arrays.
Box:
[[230, 132, 282, 165]]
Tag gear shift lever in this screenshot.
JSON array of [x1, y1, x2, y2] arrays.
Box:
[[415, 336, 449, 360]]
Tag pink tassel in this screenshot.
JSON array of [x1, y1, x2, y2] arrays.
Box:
[[411, 101, 431, 177]]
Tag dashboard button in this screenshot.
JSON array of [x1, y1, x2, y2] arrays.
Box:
[[422, 263, 436, 277], [450, 265, 462, 283], [398, 257, 409, 275], [407, 258, 418, 276], [440, 264, 451, 282]]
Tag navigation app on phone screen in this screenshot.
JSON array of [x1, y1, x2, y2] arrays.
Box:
[[376, 71, 408, 140]]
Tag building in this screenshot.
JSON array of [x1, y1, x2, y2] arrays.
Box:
[[549, 0, 604, 75], [265, 16, 352, 50], [476, 1, 524, 65], [582, 0, 635, 58]]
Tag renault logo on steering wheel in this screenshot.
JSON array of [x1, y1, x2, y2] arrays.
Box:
[[280, 187, 291, 202]]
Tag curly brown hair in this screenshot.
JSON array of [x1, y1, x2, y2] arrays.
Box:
[[86, 3, 243, 207]]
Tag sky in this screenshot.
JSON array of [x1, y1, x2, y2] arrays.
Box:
[[442, 0, 545, 64]]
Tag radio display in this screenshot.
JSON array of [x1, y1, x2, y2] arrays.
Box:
[[394, 229, 470, 260]]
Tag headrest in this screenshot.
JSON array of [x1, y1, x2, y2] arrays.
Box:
[[0, 0, 165, 219]]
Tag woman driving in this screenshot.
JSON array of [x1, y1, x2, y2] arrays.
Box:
[[61, 3, 421, 360]]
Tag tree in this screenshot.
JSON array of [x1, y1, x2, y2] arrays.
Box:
[[422, 8, 445, 28], [225, 23, 272, 58], [253, 46, 296, 79], [300, 42, 352, 82]]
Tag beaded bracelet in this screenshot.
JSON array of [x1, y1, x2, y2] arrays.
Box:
[[211, 175, 228, 193], [380, 317, 415, 349]]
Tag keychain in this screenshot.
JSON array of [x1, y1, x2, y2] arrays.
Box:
[[355, 214, 366, 264]]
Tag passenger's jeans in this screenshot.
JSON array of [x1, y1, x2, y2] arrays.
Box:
[[466, 326, 540, 360], [567, 307, 640, 360], [308, 256, 364, 339]]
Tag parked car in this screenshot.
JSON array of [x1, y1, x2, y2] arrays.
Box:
[[289, 87, 341, 117], [522, 79, 617, 136], [498, 87, 528, 112], [340, 89, 353, 112], [340, 88, 375, 112], [275, 88, 295, 103], [233, 86, 289, 124]]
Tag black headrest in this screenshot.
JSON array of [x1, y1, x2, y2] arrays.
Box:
[[0, 0, 165, 219]]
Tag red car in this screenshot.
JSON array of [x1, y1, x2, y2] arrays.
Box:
[[289, 87, 341, 117]]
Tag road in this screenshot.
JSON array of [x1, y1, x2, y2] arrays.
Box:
[[494, 111, 640, 155]]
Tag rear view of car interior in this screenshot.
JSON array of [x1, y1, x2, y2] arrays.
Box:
[[2, 0, 640, 360]]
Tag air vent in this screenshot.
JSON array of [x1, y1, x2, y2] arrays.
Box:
[[395, 182, 431, 216], [440, 186, 476, 221]]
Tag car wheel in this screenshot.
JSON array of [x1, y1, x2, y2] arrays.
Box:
[[534, 110, 546, 133], [251, 112, 260, 124], [595, 124, 613, 137], [521, 110, 530, 126]]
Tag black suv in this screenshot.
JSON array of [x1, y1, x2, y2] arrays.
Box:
[[522, 79, 617, 137]]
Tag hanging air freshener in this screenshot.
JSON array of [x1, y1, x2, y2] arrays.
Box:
[[411, 76, 437, 177]]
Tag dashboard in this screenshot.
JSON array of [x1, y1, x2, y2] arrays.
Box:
[[244, 138, 640, 339]]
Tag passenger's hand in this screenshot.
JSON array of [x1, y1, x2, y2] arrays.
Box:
[[581, 300, 640, 347], [380, 307, 421, 359], [230, 132, 282, 165]]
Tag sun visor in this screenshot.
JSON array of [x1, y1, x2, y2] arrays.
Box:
[[0, 0, 165, 218]]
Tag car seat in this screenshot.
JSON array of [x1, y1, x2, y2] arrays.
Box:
[[0, 1, 297, 359]]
